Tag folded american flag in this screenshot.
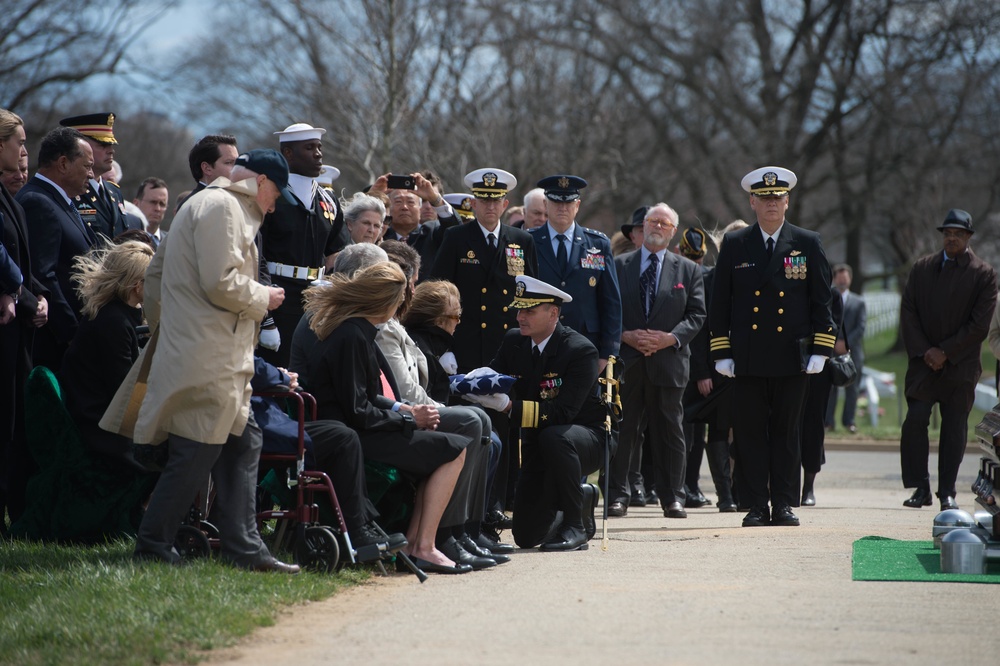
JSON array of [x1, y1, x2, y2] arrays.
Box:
[[449, 368, 516, 396]]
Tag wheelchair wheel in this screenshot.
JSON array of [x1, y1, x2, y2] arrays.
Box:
[[296, 525, 339, 572], [200, 521, 220, 539], [175, 524, 211, 559]]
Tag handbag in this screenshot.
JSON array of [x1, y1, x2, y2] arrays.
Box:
[[827, 352, 858, 387]]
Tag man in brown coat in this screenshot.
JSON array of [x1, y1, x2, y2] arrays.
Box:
[[899, 209, 997, 511]]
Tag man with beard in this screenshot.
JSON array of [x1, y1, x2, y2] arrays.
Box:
[[259, 123, 349, 368]]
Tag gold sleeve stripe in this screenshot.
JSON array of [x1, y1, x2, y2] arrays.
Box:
[[814, 334, 837, 344], [521, 401, 538, 429], [710, 337, 731, 350]]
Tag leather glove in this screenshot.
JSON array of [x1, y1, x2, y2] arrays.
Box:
[[715, 359, 735, 378], [259, 327, 281, 351], [439, 351, 458, 374], [465, 393, 510, 412], [805, 355, 827, 374]]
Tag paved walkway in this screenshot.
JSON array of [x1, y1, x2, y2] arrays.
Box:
[[208, 449, 998, 666]]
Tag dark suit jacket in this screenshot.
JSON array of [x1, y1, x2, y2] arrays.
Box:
[[529, 223, 622, 359], [382, 212, 460, 282], [59, 298, 142, 457], [709, 221, 834, 377], [489, 323, 605, 432], [430, 222, 538, 372], [17, 176, 96, 352], [616, 247, 706, 387], [900, 249, 996, 405], [840, 290, 866, 368]]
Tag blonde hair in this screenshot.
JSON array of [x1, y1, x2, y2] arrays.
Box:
[[71, 241, 153, 320], [402, 279, 460, 329], [0, 108, 23, 143], [304, 262, 407, 340]]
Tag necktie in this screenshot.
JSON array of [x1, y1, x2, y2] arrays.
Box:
[[488, 233, 497, 251], [766, 237, 774, 261], [639, 253, 658, 319], [532, 345, 541, 363], [555, 233, 568, 272], [69, 202, 97, 245]]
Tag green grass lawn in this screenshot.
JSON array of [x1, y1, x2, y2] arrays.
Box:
[[0, 539, 365, 666], [827, 327, 996, 441]]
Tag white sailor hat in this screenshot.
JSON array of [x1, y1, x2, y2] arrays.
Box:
[[741, 166, 797, 196], [510, 275, 573, 309], [274, 122, 327, 143], [464, 168, 517, 199], [444, 193, 475, 220], [316, 164, 341, 187]]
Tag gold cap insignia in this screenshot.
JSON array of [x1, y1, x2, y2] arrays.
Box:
[[515, 281, 525, 297], [763, 172, 777, 186], [483, 172, 497, 187], [558, 176, 569, 189], [461, 199, 472, 211]]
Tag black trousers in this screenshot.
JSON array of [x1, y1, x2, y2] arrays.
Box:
[[801, 371, 832, 474], [900, 390, 971, 498], [303, 420, 377, 533], [512, 424, 603, 548], [732, 374, 808, 509], [612, 360, 686, 505]]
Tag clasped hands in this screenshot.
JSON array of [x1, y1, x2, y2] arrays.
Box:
[[623, 329, 676, 356], [399, 403, 441, 430], [923, 347, 947, 372]]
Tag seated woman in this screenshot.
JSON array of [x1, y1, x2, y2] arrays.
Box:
[[61, 240, 153, 468], [343, 191, 386, 245], [377, 242, 503, 568], [13, 241, 156, 542], [303, 261, 472, 574], [402, 278, 510, 553]]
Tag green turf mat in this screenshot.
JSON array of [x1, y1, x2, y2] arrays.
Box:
[[852, 536, 1000, 583]]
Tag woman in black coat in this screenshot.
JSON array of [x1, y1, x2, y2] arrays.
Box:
[[303, 262, 472, 574]]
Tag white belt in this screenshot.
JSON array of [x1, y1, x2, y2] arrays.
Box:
[[266, 262, 324, 281]]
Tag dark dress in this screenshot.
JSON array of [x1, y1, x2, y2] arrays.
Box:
[[305, 316, 466, 477], [406, 323, 454, 404]]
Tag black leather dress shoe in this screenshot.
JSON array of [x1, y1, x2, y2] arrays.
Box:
[[459, 535, 509, 564], [440, 536, 496, 570], [540, 524, 589, 552], [474, 532, 515, 554], [485, 509, 513, 530], [250, 557, 301, 574], [685, 490, 711, 508], [903, 487, 933, 508], [607, 500, 628, 517], [646, 489, 659, 506], [663, 501, 687, 519], [581, 483, 599, 540], [939, 496, 959, 510], [411, 556, 473, 574], [771, 505, 800, 526], [717, 500, 738, 513], [801, 489, 816, 506], [742, 506, 770, 527]]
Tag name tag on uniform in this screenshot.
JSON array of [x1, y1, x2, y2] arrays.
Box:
[[580, 248, 605, 270]]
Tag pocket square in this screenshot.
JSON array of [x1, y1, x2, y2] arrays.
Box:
[[673, 283, 685, 289]]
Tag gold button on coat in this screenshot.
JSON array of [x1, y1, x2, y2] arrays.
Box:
[[752, 324, 758, 330], [481, 323, 486, 329], [753, 307, 759, 313], [778, 308, 784, 314], [777, 326, 783, 332]]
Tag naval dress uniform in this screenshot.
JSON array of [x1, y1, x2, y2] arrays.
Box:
[[486, 276, 607, 550], [259, 180, 348, 368], [710, 220, 834, 513], [429, 208, 537, 373]]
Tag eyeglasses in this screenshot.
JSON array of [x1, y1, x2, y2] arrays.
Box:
[[645, 218, 677, 229], [444, 312, 462, 322]]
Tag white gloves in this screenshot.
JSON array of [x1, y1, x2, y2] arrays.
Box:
[[466, 393, 510, 412], [715, 359, 735, 378], [464, 366, 493, 379], [259, 327, 281, 351], [805, 355, 827, 374], [439, 351, 458, 374]]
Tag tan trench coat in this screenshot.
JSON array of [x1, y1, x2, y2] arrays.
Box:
[[101, 177, 269, 445]]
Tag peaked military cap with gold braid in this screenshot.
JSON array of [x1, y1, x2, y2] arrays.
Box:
[[60, 112, 117, 144], [510, 275, 573, 309]]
